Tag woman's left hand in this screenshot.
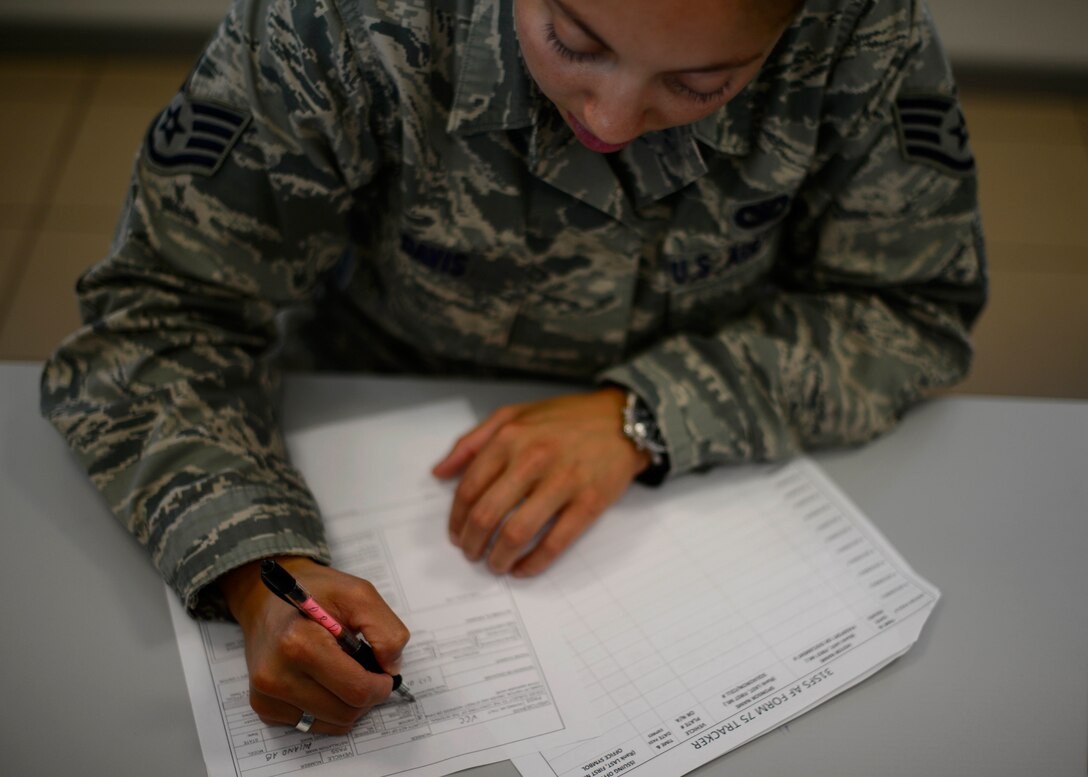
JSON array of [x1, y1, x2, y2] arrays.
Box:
[[432, 386, 650, 577]]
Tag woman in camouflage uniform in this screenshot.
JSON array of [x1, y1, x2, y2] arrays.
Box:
[[42, 0, 984, 733]]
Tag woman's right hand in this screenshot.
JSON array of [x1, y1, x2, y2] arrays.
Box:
[[219, 556, 410, 736]]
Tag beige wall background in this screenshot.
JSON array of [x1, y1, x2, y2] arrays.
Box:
[[0, 0, 231, 28]]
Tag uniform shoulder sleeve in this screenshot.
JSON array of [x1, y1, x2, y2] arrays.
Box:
[[602, 0, 987, 475], [40, 0, 393, 618]]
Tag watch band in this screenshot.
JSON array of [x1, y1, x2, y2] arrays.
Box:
[[622, 391, 668, 470]]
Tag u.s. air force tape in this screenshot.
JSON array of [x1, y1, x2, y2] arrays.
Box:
[[893, 94, 975, 176], [144, 91, 250, 177]]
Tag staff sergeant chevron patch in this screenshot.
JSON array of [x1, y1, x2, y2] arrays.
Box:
[[144, 91, 250, 177], [893, 94, 975, 176]]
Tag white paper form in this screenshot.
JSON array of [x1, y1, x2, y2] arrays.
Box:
[[513, 458, 940, 777], [168, 400, 596, 777]]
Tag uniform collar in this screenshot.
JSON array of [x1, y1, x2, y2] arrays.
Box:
[[445, 0, 534, 135], [445, 0, 754, 215], [692, 96, 755, 156]]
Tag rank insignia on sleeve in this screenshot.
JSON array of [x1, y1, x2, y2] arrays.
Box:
[[144, 91, 250, 176], [893, 94, 975, 175]]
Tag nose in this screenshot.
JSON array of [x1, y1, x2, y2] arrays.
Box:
[[581, 76, 648, 145]]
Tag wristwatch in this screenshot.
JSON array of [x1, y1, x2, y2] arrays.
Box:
[[622, 391, 669, 484]]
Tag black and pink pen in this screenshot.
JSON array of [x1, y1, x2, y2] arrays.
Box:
[[259, 559, 415, 703]]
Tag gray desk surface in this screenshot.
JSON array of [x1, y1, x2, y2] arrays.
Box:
[[2, 362, 1086, 777]]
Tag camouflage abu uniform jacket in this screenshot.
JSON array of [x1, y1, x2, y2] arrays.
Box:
[[41, 0, 986, 618]]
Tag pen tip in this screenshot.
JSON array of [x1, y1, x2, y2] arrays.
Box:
[[396, 687, 417, 704]]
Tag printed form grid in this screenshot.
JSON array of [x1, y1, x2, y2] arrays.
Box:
[[529, 462, 933, 777]]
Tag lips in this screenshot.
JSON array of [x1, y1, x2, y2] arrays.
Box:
[[565, 111, 630, 154]]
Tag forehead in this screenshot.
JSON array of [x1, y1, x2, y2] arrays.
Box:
[[557, 0, 788, 63]]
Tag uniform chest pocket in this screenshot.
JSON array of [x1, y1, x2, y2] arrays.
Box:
[[354, 231, 525, 363], [665, 235, 778, 335]]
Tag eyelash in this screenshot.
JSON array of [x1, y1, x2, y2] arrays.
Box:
[[544, 23, 599, 64], [542, 24, 732, 104], [667, 79, 732, 104]]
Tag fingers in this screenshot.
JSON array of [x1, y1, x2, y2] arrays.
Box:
[[452, 439, 546, 559], [249, 680, 368, 736], [449, 425, 565, 561], [339, 578, 411, 675], [432, 406, 520, 479], [249, 690, 343, 735], [482, 478, 569, 573], [305, 632, 396, 707], [447, 445, 509, 547], [248, 621, 391, 735], [234, 559, 413, 736], [442, 391, 643, 577], [460, 454, 610, 575], [511, 496, 601, 578]]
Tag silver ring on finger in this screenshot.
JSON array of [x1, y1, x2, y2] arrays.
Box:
[[295, 710, 316, 733]]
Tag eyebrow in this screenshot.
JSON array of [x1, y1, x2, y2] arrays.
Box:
[[550, 0, 765, 73]]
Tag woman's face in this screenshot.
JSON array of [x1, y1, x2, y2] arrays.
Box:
[[515, 0, 795, 153]]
